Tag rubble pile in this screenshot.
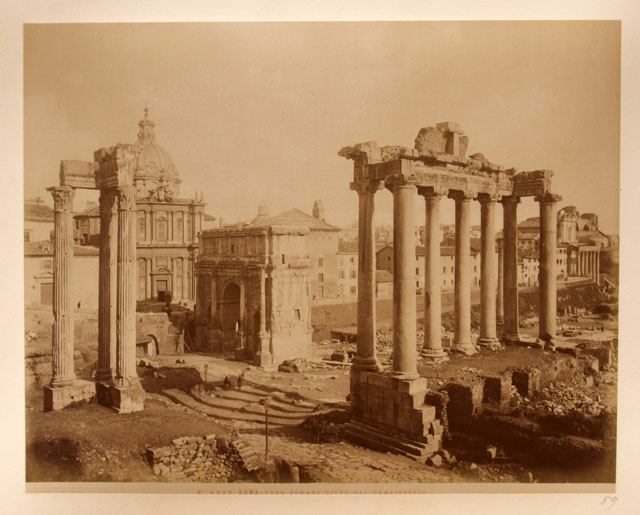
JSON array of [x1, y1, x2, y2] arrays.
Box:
[[512, 376, 609, 416]]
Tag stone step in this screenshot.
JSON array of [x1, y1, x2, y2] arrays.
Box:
[[193, 392, 314, 420], [214, 387, 318, 413], [163, 389, 307, 426], [344, 421, 439, 461]]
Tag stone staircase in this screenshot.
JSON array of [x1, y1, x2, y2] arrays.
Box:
[[162, 382, 327, 427]]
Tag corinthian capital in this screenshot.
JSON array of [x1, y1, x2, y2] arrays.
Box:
[[534, 193, 563, 204], [350, 180, 384, 196], [117, 184, 137, 210], [48, 186, 75, 211]]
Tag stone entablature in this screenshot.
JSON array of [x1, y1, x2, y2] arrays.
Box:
[[195, 226, 312, 368]]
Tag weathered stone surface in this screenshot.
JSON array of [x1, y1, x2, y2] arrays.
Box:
[[43, 379, 96, 411]]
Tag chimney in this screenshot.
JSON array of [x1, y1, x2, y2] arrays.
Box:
[[312, 199, 325, 222]]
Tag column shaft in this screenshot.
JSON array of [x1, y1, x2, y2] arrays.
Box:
[[392, 180, 418, 378], [422, 192, 445, 358], [497, 240, 504, 326], [502, 196, 520, 342], [48, 186, 76, 386], [538, 194, 560, 344], [352, 181, 382, 371], [479, 197, 498, 345], [453, 194, 474, 351], [115, 185, 139, 385], [97, 188, 118, 382]]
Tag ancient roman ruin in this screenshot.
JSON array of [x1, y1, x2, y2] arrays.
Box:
[[45, 145, 145, 413], [194, 225, 313, 367], [339, 122, 562, 458]]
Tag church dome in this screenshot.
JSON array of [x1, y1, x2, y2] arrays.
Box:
[[133, 108, 181, 200]]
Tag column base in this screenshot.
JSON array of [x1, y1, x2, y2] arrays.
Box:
[[254, 350, 273, 368], [96, 381, 145, 414], [420, 348, 449, 363], [347, 371, 443, 462], [43, 379, 96, 412], [477, 337, 502, 350], [536, 337, 556, 351], [352, 356, 383, 373], [452, 344, 478, 356], [501, 333, 521, 345]]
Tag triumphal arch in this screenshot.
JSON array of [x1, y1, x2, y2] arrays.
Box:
[[44, 144, 145, 413], [339, 122, 561, 459]]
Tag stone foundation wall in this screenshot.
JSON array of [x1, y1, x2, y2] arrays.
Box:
[[146, 434, 261, 482]]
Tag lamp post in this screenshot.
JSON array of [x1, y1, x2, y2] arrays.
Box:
[[260, 396, 272, 463]]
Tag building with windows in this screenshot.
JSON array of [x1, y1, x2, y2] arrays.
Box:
[[337, 240, 358, 298], [71, 109, 207, 302], [376, 243, 481, 292], [250, 200, 341, 302], [24, 198, 54, 243]]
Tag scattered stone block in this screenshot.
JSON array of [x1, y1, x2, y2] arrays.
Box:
[[427, 454, 443, 467]]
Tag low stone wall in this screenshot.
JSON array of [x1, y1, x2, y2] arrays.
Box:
[[146, 434, 261, 482]]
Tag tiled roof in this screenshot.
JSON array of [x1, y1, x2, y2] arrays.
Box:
[[338, 240, 358, 254], [24, 202, 54, 222], [25, 240, 99, 256], [252, 208, 340, 232]]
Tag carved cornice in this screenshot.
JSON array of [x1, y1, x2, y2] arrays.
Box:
[[448, 189, 477, 201], [48, 186, 75, 211], [501, 195, 521, 206]]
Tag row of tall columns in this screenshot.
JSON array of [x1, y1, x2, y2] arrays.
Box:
[[351, 178, 562, 378], [578, 250, 599, 283]]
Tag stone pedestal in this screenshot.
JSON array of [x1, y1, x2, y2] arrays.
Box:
[[44, 380, 96, 411], [97, 382, 146, 414], [345, 372, 443, 462]]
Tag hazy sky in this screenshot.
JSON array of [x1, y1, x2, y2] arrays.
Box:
[[24, 21, 620, 233]]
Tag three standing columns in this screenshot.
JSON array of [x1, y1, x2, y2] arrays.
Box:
[[537, 193, 561, 346], [478, 195, 500, 347], [451, 191, 477, 354], [391, 178, 419, 379], [420, 189, 447, 361], [502, 196, 520, 343], [351, 180, 383, 372]]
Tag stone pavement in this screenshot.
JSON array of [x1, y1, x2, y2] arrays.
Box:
[[240, 434, 465, 483]]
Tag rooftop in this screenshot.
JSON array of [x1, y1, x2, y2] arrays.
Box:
[[251, 208, 340, 232]]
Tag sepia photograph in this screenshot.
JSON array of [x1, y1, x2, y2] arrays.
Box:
[[7, 3, 639, 510]]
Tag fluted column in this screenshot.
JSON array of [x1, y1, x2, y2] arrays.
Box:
[[420, 188, 446, 360], [497, 238, 504, 327], [391, 177, 419, 379], [451, 191, 476, 354], [537, 193, 561, 346], [96, 187, 118, 382], [48, 186, 76, 387], [115, 185, 140, 387], [502, 196, 520, 342], [596, 250, 600, 285], [478, 195, 499, 347], [351, 180, 383, 372]]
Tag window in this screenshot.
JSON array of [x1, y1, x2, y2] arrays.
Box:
[[137, 212, 146, 241], [40, 259, 53, 271], [350, 286, 357, 295], [318, 273, 324, 282], [281, 254, 285, 264], [318, 257, 323, 266], [350, 257, 355, 264], [350, 271, 356, 279], [155, 216, 168, 242], [416, 267, 419, 275], [24, 231, 31, 243], [339, 271, 345, 279], [443, 266, 446, 273], [294, 309, 301, 320], [474, 266, 477, 272], [40, 283, 53, 306], [451, 266, 454, 273], [387, 256, 391, 262]]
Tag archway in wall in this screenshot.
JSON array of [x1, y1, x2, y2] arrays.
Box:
[[220, 282, 241, 345]]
